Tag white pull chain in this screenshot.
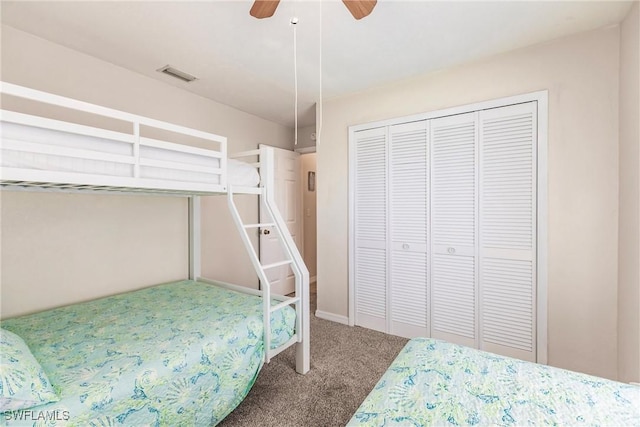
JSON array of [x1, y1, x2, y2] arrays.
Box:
[[317, 0, 322, 145], [291, 16, 298, 145]]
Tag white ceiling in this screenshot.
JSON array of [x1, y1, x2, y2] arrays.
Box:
[[1, 1, 634, 128]]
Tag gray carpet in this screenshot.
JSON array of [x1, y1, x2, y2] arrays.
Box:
[[220, 288, 408, 427]]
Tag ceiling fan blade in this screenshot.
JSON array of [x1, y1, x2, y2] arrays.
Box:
[[342, 0, 377, 20], [250, 0, 280, 19]]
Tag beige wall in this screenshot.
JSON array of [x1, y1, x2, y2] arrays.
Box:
[[318, 26, 621, 379], [0, 26, 293, 318], [618, 2, 640, 383], [295, 124, 317, 152], [301, 153, 317, 279], [0, 192, 188, 317]]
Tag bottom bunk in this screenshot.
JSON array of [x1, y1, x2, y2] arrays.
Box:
[[0, 280, 296, 426], [348, 338, 640, 426]]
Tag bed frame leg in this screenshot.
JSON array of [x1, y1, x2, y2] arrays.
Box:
[[296, 290, 311, 374]]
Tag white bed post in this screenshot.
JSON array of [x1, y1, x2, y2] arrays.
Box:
[[189, 196, 201, 280]]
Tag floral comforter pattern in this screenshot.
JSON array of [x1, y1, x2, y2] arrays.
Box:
[[1, 280, 296, 426], [349, 338, 640, 426]]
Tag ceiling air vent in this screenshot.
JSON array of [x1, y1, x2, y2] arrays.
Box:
[[156, 65, 197, 83]]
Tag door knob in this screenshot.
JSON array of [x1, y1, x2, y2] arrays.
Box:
[[262, 229, 271, 235]]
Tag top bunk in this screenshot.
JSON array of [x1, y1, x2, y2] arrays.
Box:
[[0, 82, 263, 196]]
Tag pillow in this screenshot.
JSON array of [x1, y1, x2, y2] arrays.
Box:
[[0, 328, 59, 412]]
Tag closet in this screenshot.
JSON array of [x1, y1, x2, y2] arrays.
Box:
[[349, 95, 545, 363]]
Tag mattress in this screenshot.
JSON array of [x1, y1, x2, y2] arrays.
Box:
[[0, 280, 295, 426], [1, 121, 260, 188], [227, 158, 260, 187], [349, 338, 640, 426]]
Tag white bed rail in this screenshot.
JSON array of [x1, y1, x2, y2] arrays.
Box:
[[1, 82, 228, 194]]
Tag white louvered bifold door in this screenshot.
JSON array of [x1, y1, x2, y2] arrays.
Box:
[[353, 127, 388, 333], [479, 102, 537, 362], [429, 112, 478, 348], [389, 121, 429, 338]]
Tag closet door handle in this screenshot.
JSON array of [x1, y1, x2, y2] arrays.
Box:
[[402, 243, 410, 250], [262, 229, 271, 235], [447, 247, 456, 254]]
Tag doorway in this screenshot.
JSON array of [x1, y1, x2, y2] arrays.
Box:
[[300, 153, 317, 312]]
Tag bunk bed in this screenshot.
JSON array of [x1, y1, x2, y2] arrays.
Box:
[[348, 338, 640, 426], [0, 82, 310, 425]]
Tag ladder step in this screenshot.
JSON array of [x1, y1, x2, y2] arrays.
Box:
[[270, 297, 301, 313], [244, 222, 275, 229], [262, 260, 293, 270]]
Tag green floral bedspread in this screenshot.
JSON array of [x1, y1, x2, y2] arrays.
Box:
[[349, 338, 640, 426], [1, 280, 296, 426]]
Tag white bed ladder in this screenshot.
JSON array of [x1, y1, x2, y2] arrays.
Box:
[[226, 149, 310, 374]]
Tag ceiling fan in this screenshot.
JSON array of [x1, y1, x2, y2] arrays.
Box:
[[250, 0, 377, 20]]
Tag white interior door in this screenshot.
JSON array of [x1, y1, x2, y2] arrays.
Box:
[[259, 145, 302, 296], [349, 94, 544, 362], [430, 112, 479, 349], [389, 120, 429, 338], [353, 127, 388, 333], [479, 102, 537, 362]]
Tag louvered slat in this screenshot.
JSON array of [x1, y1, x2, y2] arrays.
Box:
[[431, 253, 476, 339], [355, 248, 386, 316], [355, 129, 386, 244], [354, 127, 387, 332], [391, 251, 427, 325], [431, 115, 476, 248], [482, 258, 533, 351], [390, 122, 428, 245], [479, 102, 537, 362], [430, 113, 477, 347], [389, 121, 428, 337]]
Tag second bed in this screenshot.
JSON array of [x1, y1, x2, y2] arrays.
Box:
[[349, 338, 640, 426]]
